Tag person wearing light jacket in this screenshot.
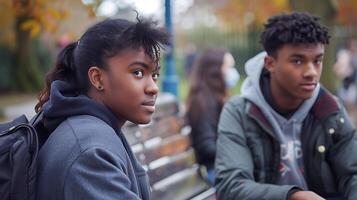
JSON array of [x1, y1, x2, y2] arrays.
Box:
[[215, 12, 357, 200]]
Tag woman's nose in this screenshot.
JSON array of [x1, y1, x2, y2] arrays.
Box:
[[145, 78, 159, 96]]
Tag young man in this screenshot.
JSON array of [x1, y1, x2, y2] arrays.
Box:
[[215, 12, 357, 200]]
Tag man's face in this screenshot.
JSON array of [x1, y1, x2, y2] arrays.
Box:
[[102, 48, 159, 124], [265, 43, 324, 103]]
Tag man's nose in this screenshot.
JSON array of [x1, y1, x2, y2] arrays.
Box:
[[303, 62, 318, 78]]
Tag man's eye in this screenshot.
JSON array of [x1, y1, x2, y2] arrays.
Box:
[[293, 59, 302, 65], [134, 70, 143, 77], [152, 73, 160, 81], [315, 59, 322, 65]]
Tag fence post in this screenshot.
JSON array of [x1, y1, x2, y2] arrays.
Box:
[[162, 0, 178, 97]]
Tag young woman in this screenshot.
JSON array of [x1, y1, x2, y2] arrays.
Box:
[[35, 18, 169, 200], [186, 48, 239, 185]]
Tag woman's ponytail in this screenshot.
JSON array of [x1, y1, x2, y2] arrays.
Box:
[[35, 42, 77, 112]]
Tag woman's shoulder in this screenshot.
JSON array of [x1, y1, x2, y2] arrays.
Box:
[[65, 114, 115, 134], [45, 115, 126, 157], [66, 115, 124, 148], [37, 115, 132, 199]]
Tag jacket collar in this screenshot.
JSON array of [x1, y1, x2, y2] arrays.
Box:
[[247, 87, 339, 131], [310, 87, 339, 120]]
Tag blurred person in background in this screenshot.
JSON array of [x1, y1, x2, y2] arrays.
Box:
[[186, 48, 239, 185], [215, 12, 357, 200], [334, 38, 357, 104], [35, 17, 169, 200], [183, 43, 198, 77]]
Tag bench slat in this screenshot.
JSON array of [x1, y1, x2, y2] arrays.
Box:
[[139, 116, 183, 141], [123, 94, 213, 200], [135, 134, 191, 164], [190, 188, 216, 200], [123, 116, 183, 145], [147, 149, 196, 184], [152, 99, 179, 120], [122, 123, 140, 145], [151, 167, 210, 200]]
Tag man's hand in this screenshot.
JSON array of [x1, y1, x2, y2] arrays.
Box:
[[290, 191, 325, 200]]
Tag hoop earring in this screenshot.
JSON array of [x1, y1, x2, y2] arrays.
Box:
[[97, 85, 103, 91]]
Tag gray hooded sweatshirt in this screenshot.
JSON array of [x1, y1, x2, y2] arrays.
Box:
[[240, 52, 320, 189]]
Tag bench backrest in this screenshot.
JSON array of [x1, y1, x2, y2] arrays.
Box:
[[122, 93, 212, 200]]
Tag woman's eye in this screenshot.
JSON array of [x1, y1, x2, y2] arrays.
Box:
[[133, 70, 143, 77], [152, 73, 160, 81]]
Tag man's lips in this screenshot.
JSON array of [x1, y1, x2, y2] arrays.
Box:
[[300, 83, 317, 91]]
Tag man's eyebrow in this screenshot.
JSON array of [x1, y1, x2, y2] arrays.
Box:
[[315, 53, 324, 58], [289, 53, 324, 59], [289, 54, 304, 58]]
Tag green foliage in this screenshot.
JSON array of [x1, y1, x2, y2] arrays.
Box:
[[183, 25, 263, 76], [0, 0, 97, 93]]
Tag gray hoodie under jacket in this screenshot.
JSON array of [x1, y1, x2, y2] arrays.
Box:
[[240, 52, 320, 189]]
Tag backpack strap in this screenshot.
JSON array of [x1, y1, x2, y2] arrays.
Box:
[[0, 115, 28, 133], [29, 111, 50, 148], [29, 111, 44, 126]]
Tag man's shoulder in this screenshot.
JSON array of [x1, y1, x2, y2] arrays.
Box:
[[226, 95, 262, 115], [311, 87, 342, 120], [226, 95, 250, 109]]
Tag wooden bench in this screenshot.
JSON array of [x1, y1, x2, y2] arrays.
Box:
[[122, 93, 216, 200]]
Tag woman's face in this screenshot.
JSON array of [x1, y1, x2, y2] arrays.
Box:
[[221, 52, 239, 88], [101, 48, 159, 125], [221, 52, 235, 75]]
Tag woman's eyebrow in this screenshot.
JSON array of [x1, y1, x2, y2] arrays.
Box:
[[129, 61, 150, 69], [154, 65, 161, 72], [129, 62, 160, 72]]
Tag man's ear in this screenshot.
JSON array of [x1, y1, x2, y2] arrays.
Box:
[[88, 66, 105, 91], [264, 55, 275, 73]]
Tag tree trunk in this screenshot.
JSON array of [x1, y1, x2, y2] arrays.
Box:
[[13, 16, 43, 92]]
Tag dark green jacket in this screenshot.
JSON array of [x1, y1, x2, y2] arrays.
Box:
[[215, 88, 357, 200]]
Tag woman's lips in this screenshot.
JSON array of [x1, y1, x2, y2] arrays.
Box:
[[142, 99, 156, 112]]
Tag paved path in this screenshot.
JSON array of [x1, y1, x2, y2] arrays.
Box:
[[3, 100, 37, 121]]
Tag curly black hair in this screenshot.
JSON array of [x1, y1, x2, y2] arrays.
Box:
[[260, 12, 330, 57]]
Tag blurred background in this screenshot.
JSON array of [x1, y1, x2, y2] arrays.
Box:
[[0, 0, 357, 121]]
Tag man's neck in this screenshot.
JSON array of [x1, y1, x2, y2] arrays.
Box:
[[260, 69, 302, 118], [269, 78, 303, 112]]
